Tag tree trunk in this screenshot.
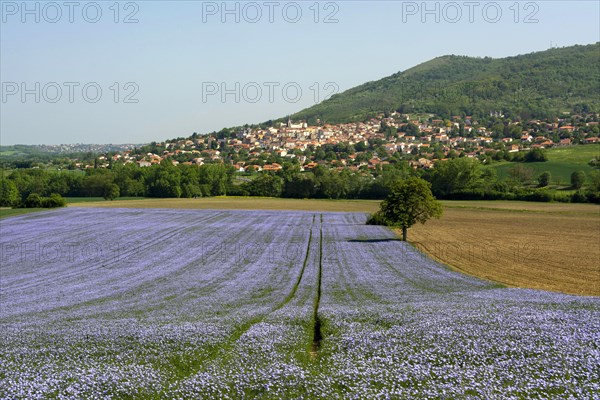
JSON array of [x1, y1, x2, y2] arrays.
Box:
[[402, 226, 407, 241]]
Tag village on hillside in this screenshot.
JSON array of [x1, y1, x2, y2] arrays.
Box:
[[73, 112, 599, 172]]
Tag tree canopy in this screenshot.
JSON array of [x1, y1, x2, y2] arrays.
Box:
[[370, 177, 443, 241]]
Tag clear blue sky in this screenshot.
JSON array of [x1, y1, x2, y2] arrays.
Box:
[[1, 1, 599, 145]]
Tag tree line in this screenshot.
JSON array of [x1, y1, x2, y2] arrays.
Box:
[[0, 161, 233, 207], [2, 157, 599, 208]]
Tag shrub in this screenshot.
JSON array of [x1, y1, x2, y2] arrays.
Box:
[[524, 148, 548, 162], [552, 193, 572, 203], [521, 190, 552, 202], [24, 193, 66, 208], [24, 193, 43, 208], [491, 182, 509, 193], [585, 190, 600, 204], [571, 171, 586, 190], [43, 194, 67, 208], [366, 211, 390, 226], [571, 191, 588, 203], [511, 188, 531, 199], [103, 184, 120, 201], [537, 171, 551, 187]]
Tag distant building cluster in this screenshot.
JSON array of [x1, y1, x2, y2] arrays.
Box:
[[65, 112, 600, 171]]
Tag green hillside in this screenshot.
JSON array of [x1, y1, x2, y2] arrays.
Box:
[[491, 144, 600, 183], [290, 43, 600, 124]]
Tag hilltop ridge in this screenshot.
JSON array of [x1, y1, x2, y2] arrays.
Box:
[[288, 43, 600, 124]]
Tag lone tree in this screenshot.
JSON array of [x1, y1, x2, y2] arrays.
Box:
[[370, 177, 443, 241], [571, 170, 586, 190], [538, 171, 551, 187]]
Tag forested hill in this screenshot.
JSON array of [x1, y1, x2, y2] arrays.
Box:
[[290, 43, 600, 123]]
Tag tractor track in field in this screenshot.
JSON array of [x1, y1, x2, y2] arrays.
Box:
[[311, 214, 324, 356], [175, 214, 322, 381], [277, 214, 316, 309], [229, 213, 323, 343]]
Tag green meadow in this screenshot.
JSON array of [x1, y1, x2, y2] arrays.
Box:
[[491, 144, 599, 184]]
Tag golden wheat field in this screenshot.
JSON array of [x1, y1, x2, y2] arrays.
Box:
[[409, 201, 600, 296]]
